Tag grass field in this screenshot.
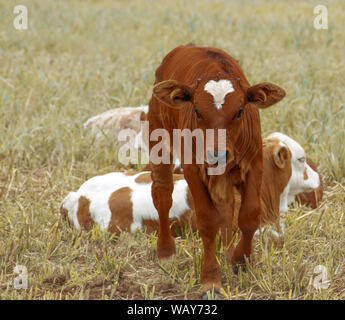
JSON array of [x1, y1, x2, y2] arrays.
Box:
[[0, 0, 344, 300]]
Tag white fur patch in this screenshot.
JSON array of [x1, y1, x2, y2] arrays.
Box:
[[204, 79, 235, 109], [173, 158, 182, 172], [131, 178, 189, 232], [61, 192, 81, 229]]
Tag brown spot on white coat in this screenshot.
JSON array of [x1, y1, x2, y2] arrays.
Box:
[[77, 196, 94, 230], [108, 187, 133, 234]]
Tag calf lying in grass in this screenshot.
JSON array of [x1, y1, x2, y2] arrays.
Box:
[[60, 133, 321, 237], [84, 105, 148, 153], [84, 105, 185, 173]]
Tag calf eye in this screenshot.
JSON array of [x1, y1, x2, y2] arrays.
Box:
[[235, 108, 243, 119], [298, 157, 306, 163], [194, 108, 202, 119]]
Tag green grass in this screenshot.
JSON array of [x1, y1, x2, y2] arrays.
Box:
[[0, 0, 344, 299]]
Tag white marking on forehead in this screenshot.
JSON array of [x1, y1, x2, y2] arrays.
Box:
[[204, 79, 235, 110]]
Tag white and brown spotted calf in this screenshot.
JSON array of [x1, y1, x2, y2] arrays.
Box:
[[60, 133, 321, 236]]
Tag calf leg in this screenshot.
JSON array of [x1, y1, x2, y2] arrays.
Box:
[[219, 192, 237, 263], [198, 215, 221, 292], [183, 166, 222, 292], [151, 163, 175, 260], [220, 217, 236, 265], [231, 166, 262, 266]]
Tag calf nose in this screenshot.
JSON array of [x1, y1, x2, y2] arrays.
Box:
[[206, 150, 229, 164], [212, 150, 229, 159]]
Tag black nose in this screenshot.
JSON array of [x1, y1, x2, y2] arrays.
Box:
[[207, 150, 229, 164]]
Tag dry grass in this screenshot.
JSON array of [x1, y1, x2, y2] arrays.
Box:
[[0, 0, 344, 300]]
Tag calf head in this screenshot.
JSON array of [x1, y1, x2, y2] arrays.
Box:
[[263, 137, 292, 188], [267, 132, 320, 210], [259, 137, 292, 224], [153, 75, 285, 171]]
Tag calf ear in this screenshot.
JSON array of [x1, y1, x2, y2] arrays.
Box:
[[153, 80, 194, 108], [306, 157, 318, 172], [139, 111, 147, 122], [273, 145, 290, 169], [247, 82, 286, 109]]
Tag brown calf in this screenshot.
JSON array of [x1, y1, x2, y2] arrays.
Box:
[[147, 44, 285, 293]]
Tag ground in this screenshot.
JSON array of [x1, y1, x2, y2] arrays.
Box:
[[0, 0, 344, 300]]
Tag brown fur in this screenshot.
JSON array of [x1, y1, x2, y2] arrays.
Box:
[[60, 206, 68, 219], [108, 187, 133, 234], [143, 160, 183, 174], [135, 172, 185, 184], [303, 168, 308, 180], [77, 196, 94, 230], [259, 139, 292, 226], [135, 172, 153, 184], [123, 171, 138, 176]]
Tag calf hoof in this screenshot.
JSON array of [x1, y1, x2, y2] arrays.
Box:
[[232, 263, 247, 275], [202, 289, 221, 300], [231, 257, 247, 275], [158, 254, 176, 264], [157, 237, 176, 261], [201, 283, 222, 300]]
